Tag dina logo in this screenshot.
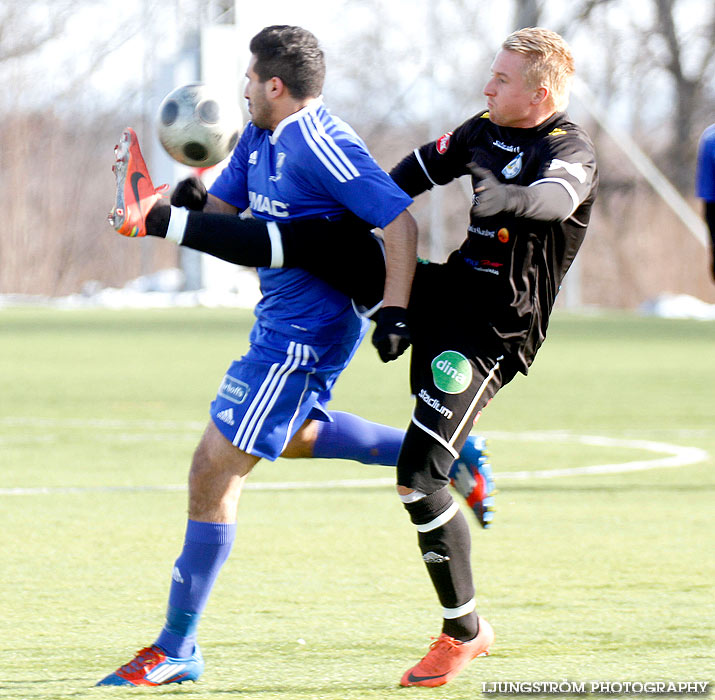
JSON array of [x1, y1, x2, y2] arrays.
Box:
[[431, 351, 472, 394], [218, 374, 250, 404]]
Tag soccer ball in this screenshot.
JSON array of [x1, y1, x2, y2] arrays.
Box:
[[156, 83, 241, 167]]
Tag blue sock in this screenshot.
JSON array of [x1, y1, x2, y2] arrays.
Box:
[[155, 520, 236, 659], [312, 411, 404, 465]]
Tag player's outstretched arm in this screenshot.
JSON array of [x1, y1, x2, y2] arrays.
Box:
[[371, 209, 417, 363], [468, 164, 575, 221]]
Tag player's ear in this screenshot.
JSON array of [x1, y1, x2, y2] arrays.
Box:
[[267, 76, 285, 98], [532, 86, 549, 106]]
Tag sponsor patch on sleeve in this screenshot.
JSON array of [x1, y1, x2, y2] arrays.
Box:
[[436, 131, 453, 154]]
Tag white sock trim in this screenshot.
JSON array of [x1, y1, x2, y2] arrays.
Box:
[[443, 598, 476, 620], [166, 206, 189, 244], [416, 501, 459, 533], [267, 221, 284, 268], [399, 489, 427, 504]]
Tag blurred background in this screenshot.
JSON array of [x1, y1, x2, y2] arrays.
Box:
[[1, 0, 713, 309]]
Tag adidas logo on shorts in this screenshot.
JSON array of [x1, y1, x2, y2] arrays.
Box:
[[217, 408, 235, 426]]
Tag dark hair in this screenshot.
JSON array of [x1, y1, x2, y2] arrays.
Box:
[[249, 25, 325, 99]]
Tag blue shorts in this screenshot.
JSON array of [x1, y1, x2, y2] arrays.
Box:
[[210, 320, 368, 460]]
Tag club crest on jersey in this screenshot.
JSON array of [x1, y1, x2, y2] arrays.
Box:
[[269, 152, 286, 182], [502, 152, 523, 179], [218, 374, 250, 404], [436, 131, 453, 154], [431, 351, 472, 394]]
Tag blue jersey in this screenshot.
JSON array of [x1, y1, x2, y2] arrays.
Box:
[[696, 124, 715, 201], [210, 98, 413, 342]]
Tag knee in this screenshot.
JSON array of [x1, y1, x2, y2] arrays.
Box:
[[188, 422, 256, 490], [281, 419, 319, 459], [188, 438, 216, 492]]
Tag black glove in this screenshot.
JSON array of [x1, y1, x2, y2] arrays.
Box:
[[372, 306, 411, 363], [467, 163, 509, 217], [171, 176, 208, 211]]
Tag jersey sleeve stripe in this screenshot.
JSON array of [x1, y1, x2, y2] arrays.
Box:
[[414, 148, 439, 186], [298, 115, 358, 182], [529, 177, 580, 215], [298, 118, 348, 182], [308, 113, 360, 178]]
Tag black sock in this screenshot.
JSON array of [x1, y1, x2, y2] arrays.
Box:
[[403, 487, 479, 641], [146, 202, 171, 237], [182, 211, 273, 266]]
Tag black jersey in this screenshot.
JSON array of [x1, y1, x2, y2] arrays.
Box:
[[390, 110, 598, 373]]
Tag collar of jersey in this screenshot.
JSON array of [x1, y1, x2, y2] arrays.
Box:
[[270, 96, 324, 144]]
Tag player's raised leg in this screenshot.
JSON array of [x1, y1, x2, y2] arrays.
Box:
[[289, 412, 495, 528]]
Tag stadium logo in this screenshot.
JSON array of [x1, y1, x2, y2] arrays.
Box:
[[218, 374, 250, 404], [418, 389, 454, 419], [431, 351, 472, 394], [436, 131, 452, 154]]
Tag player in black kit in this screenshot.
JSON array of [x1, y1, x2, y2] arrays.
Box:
[[389, 27, 598, 686], [129, 26, 598, 687]]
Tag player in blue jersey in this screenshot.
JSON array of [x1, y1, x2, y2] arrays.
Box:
[[124, 27, 596, 689], [98, 25, 493, 688], [695, 123, 715, 280]]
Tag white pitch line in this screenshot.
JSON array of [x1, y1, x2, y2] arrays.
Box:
[[0, 429, 707, 496], [486, 432, 709, 480]]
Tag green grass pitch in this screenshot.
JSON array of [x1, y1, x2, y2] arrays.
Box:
[[0, 307, 713, 699]]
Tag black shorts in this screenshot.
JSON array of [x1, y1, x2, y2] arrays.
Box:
[[396, 261, 517, 494]]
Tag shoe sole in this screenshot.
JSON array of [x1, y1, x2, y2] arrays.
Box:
[[108, 131, 131, 231]]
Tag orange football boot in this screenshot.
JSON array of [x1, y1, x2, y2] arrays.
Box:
[[400, 616, 494, 687], [108, 127, 168, 237]]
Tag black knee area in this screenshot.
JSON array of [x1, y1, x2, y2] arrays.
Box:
[[402, 486, 453, 526], [397, 426, 453, 494], [280, 218, 385, 308]]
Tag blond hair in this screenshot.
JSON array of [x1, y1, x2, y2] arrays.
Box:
[[502, 27, 574, 112]]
